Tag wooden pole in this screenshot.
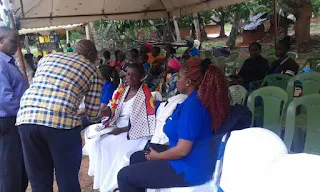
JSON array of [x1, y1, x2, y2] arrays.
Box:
[[85, 23, 94, 41], [9, 13, 29, 84], [274, 0, 278, 46], [66, 30, 69, 44]]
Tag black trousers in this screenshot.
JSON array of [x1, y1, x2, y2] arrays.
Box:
[[117, 144, 191, 192], [19, 124, 82, 192], [0, 117, 28, 192]]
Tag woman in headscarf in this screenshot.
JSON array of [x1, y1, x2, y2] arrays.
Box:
[[84, 64, 156, 192], [118, 58, 231, 191], [156, 58, 182, 98]]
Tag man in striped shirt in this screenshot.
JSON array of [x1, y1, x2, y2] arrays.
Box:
[[17, 40, 103, 192]]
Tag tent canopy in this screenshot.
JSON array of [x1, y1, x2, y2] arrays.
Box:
[[14, 0, 248, 29], [18, 24, 83, 35]]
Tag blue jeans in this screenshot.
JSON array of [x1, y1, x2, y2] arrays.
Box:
[[19, 124, 82, 192]]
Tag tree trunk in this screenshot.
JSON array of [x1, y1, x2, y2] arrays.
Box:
[[193, 12, 201, 41], [219, 22, 227, 37], [218, 10, 227, 38], [294, 0, 312, 44], [227, 10, 241, 49], [173, 18, 182, 42]]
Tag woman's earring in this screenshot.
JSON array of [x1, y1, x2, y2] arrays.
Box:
[[186, 84, 189, 87]]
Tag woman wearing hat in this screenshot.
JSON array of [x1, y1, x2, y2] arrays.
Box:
[[156, 58, 182, 98]]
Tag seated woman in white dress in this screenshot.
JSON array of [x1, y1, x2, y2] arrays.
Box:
[[84, 63, 156, 192]]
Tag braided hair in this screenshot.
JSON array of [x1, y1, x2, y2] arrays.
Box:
[[184, 57, 230, 131]]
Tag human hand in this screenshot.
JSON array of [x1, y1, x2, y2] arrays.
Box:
[[145, 147, 160, 160], [108, 128, 124, 135]]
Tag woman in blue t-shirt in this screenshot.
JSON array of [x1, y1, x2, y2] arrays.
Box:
[[99, 65, 120, 109], [117, 57, 231, 191]]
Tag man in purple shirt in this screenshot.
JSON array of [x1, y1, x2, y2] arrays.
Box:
[[0, 26, 28, 191]]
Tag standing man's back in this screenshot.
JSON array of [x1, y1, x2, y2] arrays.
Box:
[[17, 52, 101, 128], [0, 26, 29, 192], [17, 40, 103, 192]]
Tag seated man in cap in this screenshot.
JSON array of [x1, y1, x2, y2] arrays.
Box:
[[183, 38, 199, 60]]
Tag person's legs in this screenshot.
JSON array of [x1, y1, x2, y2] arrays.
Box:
[[19, 124, 54, 192], [45, 126, 82, 192], [0, 117, 28, 192], [130, 151, 148, 165], [118, 160, 191, 192]]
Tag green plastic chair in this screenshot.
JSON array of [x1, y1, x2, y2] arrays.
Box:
[[226, 52, 240, 63], [229, 85, 248, 105], [248, 80, 263, 93], [267, 51, 298, 60], [266, 55, 278, 67], [261, 74, 291, 91], [215, 56, 227, 72], [199, 50, 205, 59], [299, 57, 320, 71], [287, 52, 298, 60], [247, 86, 288, 136], [204, 50, 213, 59], [225, 62, 237, 77], [286, 72, 320, 102], [283, 94, 320, 155]]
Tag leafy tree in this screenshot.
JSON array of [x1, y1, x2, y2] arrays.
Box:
[[226, 2, 252, 49]]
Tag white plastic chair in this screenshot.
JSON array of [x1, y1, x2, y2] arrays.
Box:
[[219, 128, 288, 192], [215, 56, 227, 72], [229, 85, 248, 105], [151, 91, 163, 102], [147, 128, 288, 192]]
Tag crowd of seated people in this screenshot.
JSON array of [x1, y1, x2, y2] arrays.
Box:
[[81, 35, 307, 192], [4, 21, 315, 192], [230, 37, 300, 90]]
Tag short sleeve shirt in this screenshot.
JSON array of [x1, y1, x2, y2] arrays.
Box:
[[101, 81, 117, 104], [164, 91, 213, 185], [184, 47, 199, 57]]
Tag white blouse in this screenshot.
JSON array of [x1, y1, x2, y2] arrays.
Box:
[[116, 96, 135, 128]]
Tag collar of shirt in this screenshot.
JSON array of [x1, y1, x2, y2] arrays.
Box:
[[0, 52, 14, 64]]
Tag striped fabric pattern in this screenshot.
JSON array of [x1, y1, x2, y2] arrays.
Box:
[[16, 53, 102, 129]]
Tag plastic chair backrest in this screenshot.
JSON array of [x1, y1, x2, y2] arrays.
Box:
[[286, 72, 320, 102], [226, 52, 240, 63], [266, 55, 278, 66], [287, 52, 298, 60], [204, 50, 213, 58], [299, 57, 320, 71], [247, 86, 288, 136], [261, 74, 291, 91], [229, 85, 248, 105], [283, 94, 320, 155], [216, 56, 227, 72], [225, 62, 237, 76]]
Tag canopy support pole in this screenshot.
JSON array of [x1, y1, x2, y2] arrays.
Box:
[[274, 0, 278, 46], [10, 12, 29, 84], [66, 30, 69, 44]]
